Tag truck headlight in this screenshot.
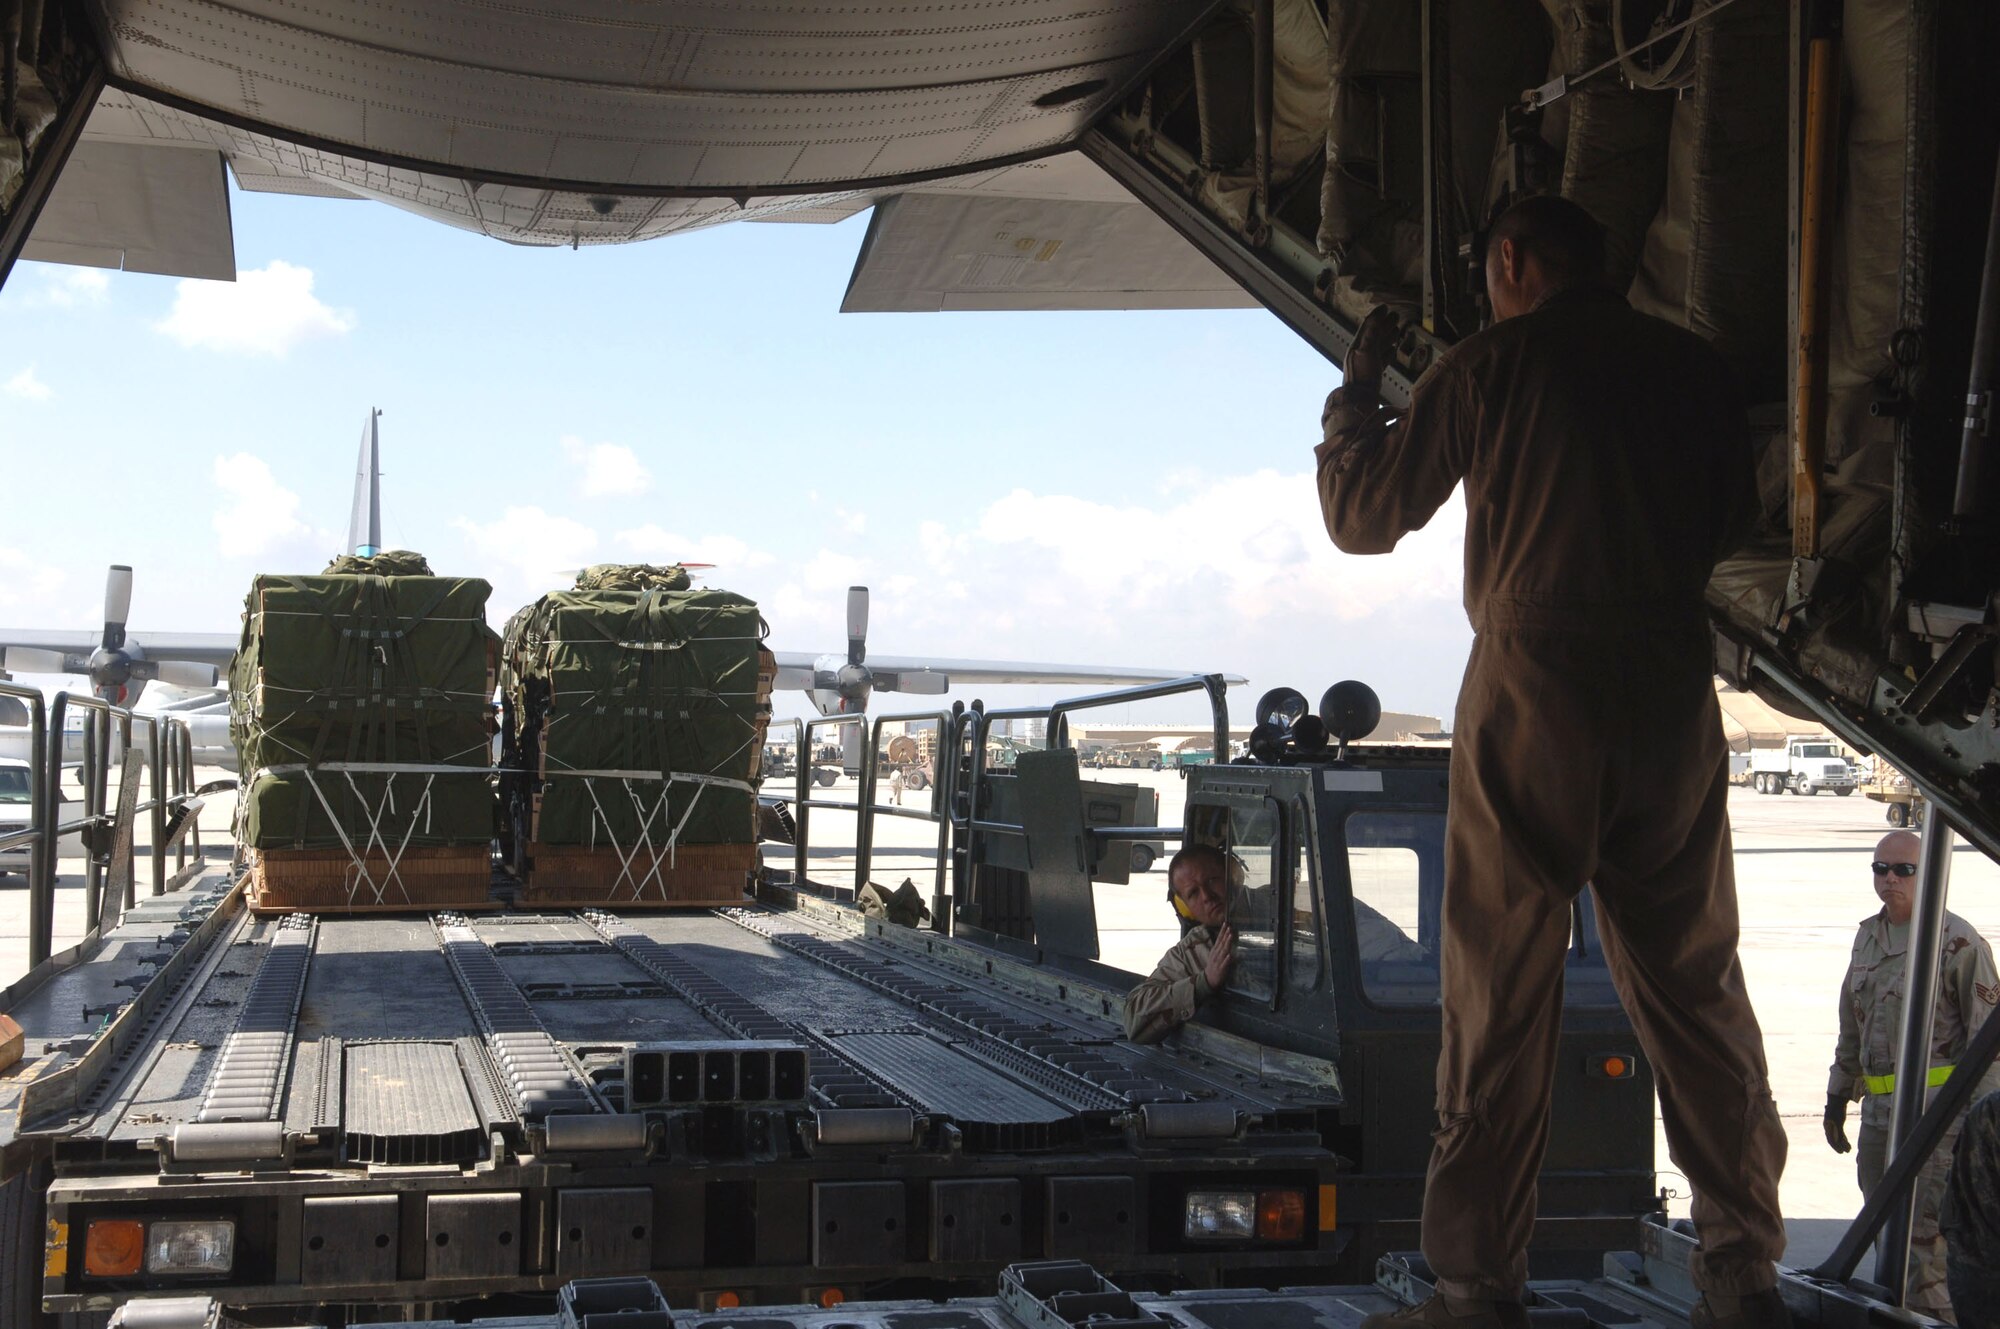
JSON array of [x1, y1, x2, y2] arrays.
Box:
[[1184, 1191, 1257, 1240], [145, 1221, 234, 1275]]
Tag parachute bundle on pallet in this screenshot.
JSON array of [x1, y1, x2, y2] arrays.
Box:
[[229, 551, 499, 910], [500, 564, 774, 906]]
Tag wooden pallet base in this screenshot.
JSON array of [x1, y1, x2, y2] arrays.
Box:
[[520, 840, 756, 908], [247, 847, 497, 914]]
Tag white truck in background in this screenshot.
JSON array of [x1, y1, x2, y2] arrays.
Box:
[[1749, 737, 1858, 796]]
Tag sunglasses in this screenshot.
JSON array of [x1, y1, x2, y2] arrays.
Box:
[[1872, 862, 1919, 878]]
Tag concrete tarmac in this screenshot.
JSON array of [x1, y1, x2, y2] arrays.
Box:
[[4, 767, 1994, 1275]]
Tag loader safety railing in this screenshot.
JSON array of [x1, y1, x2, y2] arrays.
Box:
[[763, 676, 1227, 940], [858, 711, 951, 917], [948, 674, 1229, 942], [4, 688, 207, 972], [0, 681, 53, 966]]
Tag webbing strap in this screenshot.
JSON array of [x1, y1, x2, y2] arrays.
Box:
[[296, 766, 438, 906], [1864, 1064, 1955, 1095], [577, 775, 709, 901]]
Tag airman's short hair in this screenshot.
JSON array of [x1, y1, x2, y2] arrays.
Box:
[[1485, 193, 1607, 285], [1168, 842, 1229, 889]]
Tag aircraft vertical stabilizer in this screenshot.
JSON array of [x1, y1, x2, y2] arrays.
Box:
[[348, 408, 382, 557]]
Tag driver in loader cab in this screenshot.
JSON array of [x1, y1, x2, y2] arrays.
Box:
[[1317, 193, 1786, 1329], [1123, 843, 1235, 1043]]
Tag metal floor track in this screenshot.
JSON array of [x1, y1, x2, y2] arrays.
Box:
[[723, 909, 1190, 1110], [580, 909, 908, 1115], [196, 913, 316, 1124], [434, 911, 602, 1120]]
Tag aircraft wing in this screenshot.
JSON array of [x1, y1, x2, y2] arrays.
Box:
[[0, 630, 238, 668], [771, 650, 1240, 689], [865, 656, 1241, 687]]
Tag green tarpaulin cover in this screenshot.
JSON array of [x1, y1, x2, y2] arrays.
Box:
[[229, 564, 497, 849], [503, 572, 765, 847]]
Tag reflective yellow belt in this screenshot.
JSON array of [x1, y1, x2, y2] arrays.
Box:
[[1863, 1065, 1954, 1095]]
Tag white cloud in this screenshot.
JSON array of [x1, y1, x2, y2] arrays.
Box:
[[834, 507, 867, 535], [212, 454, 311, 558], [801, 550, 867, 593], [561, 436, 652, 498], [455, 506, 601, 609], [0, 547, 67, 613], [614, 525, 774, 570], [12, 266, 111, 309], [3, 366, 51, 400], [157, 260, 355, 357], [749, 467, 1471, 718]]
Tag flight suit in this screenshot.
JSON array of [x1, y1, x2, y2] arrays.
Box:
[[1943, 1091, 2000, 1328], [1123, 924, 1224, 1044], [1318, 285, 1786, 1302], [1829, 909, 2000, 1319]]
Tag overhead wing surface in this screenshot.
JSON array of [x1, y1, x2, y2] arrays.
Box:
[[15, 4, 1262, 297], [842, 191, 1256, 313], [21, 134, 233, 279]]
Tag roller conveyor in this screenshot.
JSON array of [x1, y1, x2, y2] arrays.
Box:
[[195, 914, 315, 1123]]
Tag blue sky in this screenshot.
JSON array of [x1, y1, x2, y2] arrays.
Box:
[[0, 181, 1473, 726]]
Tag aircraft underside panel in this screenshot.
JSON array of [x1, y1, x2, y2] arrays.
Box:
[[83, 0, 1218, 196]]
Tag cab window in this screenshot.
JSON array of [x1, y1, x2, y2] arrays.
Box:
[[1344, 809, 1619, 1007], [0, 766, 28, 804], [1286, 800, 1322, 993], [1219, 802, 1280, 1002]]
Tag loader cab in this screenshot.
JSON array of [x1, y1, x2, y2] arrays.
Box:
[[1166, 744, 1654, 1279]]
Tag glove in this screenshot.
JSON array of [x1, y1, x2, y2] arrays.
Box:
[[1318, 387, 1392, 474], [1823, 1095, 1851, 1154]]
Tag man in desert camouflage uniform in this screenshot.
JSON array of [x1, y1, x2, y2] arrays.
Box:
[[1826, 829, 2000, 1322]]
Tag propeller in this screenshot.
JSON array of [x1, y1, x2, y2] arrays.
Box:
[[804, 585, 953, 715], [102, 565, 133, 653], [4, 565, 224, 704], [846, 586, 868, 666], [3, 646, 76, 675]]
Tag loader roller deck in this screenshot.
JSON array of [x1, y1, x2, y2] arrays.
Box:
[[0, 867, 1344, 1312]]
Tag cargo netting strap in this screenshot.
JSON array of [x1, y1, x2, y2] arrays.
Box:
[[544, 591, 763, 781], [559, 767, 757, 902], [264, 576, 488, 770], [252, 760, 479, 905]]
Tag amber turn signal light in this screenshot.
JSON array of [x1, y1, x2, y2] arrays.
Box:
[[819, 1288, 846, 1308], [1588, 1053, 1636, 1079], [84, 1220, 145, 1277], [1256, 1189, 1306, 1241]]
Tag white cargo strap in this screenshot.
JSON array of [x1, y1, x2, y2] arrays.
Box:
[[576, 775, 714, 900], [297, 766, 438, 906]]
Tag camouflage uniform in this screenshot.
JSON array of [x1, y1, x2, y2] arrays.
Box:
[[1123, 925, 1223, 1044], [1829, 909, 2000, 1320], [1943, 1090, 2000, 1328]]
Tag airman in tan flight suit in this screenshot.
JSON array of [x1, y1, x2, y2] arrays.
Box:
[[1825, 829, 2000, 1323], [1123, 843, 1235, 1044], [1318, 194, 1787, 1329]]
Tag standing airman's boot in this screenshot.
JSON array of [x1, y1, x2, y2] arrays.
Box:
[[1690, 1288, 1794, 1329], [1358, 1294, 1528, 1329]]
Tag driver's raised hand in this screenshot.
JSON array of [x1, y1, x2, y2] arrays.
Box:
[[1203, 922, 1235, 992]]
